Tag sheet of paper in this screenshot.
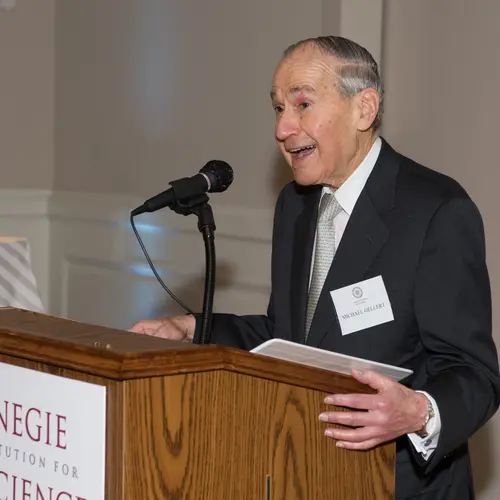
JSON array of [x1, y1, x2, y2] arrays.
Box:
[[251, 338, 412, 381]]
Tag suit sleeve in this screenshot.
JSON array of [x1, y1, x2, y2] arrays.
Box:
[[192, 188, 286, 350], [414, 195, 500, 471], [192, 304, 275, 350]]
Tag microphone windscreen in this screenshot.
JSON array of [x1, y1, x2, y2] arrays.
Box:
[[200, 160, 234, 193]]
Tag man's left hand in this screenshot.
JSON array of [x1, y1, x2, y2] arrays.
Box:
[[320, 369, 429, 450]]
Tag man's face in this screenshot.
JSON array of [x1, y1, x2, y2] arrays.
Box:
[[271, 46, 362, 187]]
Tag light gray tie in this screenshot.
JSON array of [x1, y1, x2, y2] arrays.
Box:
[[305, 193, 342, 341]]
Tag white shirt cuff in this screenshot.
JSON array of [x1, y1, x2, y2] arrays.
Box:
[[407, 391, 441, 460]]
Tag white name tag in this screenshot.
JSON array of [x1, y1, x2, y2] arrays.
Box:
[[330, 276, 394, 336]]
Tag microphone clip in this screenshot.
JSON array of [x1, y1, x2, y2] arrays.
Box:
[[169, 192, 216, 233]]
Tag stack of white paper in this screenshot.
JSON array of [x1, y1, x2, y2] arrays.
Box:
[[251, 339, 412, 381]]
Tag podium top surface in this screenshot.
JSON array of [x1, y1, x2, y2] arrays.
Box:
[[0, 308, 371, 394]]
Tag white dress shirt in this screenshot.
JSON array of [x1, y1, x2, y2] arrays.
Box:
[[311, 136, 440, 459]]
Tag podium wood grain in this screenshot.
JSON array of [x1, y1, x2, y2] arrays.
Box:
[[0, 309, 395, 499], [123, 372, 394, 499]]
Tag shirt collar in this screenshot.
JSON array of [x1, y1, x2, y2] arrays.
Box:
[[322, 136, 382, 216]]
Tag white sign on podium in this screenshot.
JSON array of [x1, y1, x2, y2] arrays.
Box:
[[0, 363, 106, 499]]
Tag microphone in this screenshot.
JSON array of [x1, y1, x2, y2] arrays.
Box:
[[131, 160, 234, 216]]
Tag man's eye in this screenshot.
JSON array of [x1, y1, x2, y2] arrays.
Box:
[[274, 105, 284, 113], [299, 102, 310, 109]]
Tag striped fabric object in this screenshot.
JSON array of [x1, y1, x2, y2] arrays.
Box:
[[0, 237, 44, 312]]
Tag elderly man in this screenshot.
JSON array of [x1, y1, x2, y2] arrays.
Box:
[[131, 36, 500, 499]]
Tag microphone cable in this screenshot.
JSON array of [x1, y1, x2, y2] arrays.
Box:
[[130, 213, 195, 314]]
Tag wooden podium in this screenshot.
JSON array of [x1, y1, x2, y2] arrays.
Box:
[[0, 308, 395, 499]]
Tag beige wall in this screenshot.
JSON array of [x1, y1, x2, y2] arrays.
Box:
[[1, 0, 499, 497], [0, 0, 54, 189], [383, 1, 500, 498], [54, 0, 337, 211]]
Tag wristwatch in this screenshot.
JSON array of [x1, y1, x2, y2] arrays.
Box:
[[415, 396, 435, 438]]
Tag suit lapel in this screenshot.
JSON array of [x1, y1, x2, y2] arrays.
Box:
[[289, 186, 322, 343], [305, 139, 399, 348]]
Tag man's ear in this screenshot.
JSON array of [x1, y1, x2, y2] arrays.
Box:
[[356, 88, 380, 131]]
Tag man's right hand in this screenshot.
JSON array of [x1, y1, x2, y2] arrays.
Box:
[[129, 314, 196, 343]]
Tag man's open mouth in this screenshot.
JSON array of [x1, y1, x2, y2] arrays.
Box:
[[288, 145, 316, 159]]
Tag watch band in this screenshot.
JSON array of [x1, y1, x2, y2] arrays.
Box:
[[415, 397, 435, 438]]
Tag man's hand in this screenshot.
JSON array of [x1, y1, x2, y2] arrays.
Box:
[[319, 369, 429, 450], [129, 314, 196, 342]]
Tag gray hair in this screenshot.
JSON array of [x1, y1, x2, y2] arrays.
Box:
[[283, 36, 384, 130]]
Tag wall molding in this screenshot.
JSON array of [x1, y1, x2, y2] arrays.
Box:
[[0, 188, 273, 327], [47, 190, 274, 328], [48, 190, 274, 243], [339, 0, 385, 67], [0, 188, 51, 217]]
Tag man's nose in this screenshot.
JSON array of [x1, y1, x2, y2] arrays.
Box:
[[275, 110, 300, 142]]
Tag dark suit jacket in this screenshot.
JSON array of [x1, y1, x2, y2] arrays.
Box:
[[194, 138, 500, 499]]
